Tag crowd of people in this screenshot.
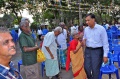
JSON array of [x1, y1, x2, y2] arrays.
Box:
[[0, 13, 120, 79]]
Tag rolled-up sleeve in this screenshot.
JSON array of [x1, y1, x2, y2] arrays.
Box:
[[101, 28, 109, 57]]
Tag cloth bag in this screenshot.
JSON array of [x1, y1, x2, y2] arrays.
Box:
[[37, 49, 46, 62]]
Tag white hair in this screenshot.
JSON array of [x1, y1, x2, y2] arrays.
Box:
[[21, 17, 29, 22], [19, 21, 26, 28], [71, 30, 78, 36], [54, 26, 62, 33]]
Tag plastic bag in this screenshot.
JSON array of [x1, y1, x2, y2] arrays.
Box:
[[37, 49, 46, 62]]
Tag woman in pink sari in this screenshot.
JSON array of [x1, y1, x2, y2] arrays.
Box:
[[66, 31, 86, 79]]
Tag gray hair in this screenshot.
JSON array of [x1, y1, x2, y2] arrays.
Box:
[[54, 26, 62, 33], [0, 27, 9, 33], [71, 30, 78, 37], [19, 17, 29, 28], [21, 17, 29, 22]]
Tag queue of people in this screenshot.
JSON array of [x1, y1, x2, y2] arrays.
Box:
[[0, 13, 110, 79]]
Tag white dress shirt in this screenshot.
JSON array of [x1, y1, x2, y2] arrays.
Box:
[[71, 26, 78, 34], [83, 24, 109, 57], [42, 32, 58, 60], [37, 29, 43, 35]]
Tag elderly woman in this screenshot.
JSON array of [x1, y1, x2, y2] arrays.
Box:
[[66, 31, 86, 79]]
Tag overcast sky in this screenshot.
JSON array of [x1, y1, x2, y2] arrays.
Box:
[[0, 9, 34, 23]]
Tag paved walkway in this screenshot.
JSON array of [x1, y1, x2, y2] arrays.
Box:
[[11, 42, 120, 79]]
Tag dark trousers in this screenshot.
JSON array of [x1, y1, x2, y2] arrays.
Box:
[[84, 47, 103, 79]]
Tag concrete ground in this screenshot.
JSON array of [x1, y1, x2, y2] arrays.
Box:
[[11, 42, 120, 79]]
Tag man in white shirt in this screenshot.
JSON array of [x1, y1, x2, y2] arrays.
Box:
[[71, 24, 78, 34], [83, 13, 109, 79], [42, 27, 62, 79], [37, 27, 43, 41], [57, 22, 67, 68]]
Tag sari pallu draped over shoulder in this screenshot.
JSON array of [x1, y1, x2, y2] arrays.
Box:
[[66, 39, 86, 79], [66, 39, 78, 71]]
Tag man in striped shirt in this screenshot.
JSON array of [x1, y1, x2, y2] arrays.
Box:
[[0, 27, 22, 79]]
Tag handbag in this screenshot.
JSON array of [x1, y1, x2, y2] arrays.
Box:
[[37, 49, 46, 62]]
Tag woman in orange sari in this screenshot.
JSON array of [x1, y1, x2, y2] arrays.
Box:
[[66, 31, 86, 79]]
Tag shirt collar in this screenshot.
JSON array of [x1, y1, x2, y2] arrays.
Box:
[[0, 64, 9, 70], [0, 61, 14, 76], [88, 23, 97, 29]]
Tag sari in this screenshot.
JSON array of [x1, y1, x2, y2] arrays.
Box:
[[66, 39, 86, 79]]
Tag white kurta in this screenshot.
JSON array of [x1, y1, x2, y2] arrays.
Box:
[[42, 32, 58, 60]]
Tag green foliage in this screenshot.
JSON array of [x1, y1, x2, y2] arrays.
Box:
[[30, 22, 38, 30], [0, 0, 5, 8], [82, 0, 111, 5], [33, 14, 41, 24], [114, 0, 120, 5], [43, 10, 54, 19], [13, 16, 22, 25], [0, 0, 119, 27], [2, 14, 14, 27]]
